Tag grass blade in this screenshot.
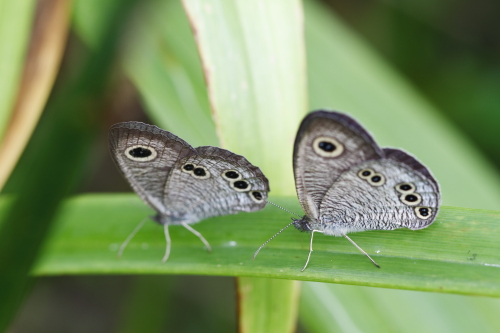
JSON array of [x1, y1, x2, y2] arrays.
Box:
[[22, 194, 500, 298], [0, 0, 70, 189]]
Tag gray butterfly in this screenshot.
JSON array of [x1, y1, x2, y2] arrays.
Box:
[[254, 110, 440, 270], [109, 121, 269, 261]]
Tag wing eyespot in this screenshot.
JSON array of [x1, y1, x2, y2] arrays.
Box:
[[367, 173, 385, 187], [249, 191, 264, 203], [192, 166, 210, 179], [125, 145, 157, 161], [222, 170, 242, 181], [182, 163, 195, 173], [395, 182, 415, 194], [400, 193, 422, 206], [312, 136, 344, 158], [230, 180, 252, 192], [415, 206, 432, 219], [358, 168, 385, 186], [358, 168, 374, 179]]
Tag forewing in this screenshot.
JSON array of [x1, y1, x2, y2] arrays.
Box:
[[318, 149, 440, 235], [109, 122, 196, 212], [293, 110, 383, 219], [162, 146, 270, 224]]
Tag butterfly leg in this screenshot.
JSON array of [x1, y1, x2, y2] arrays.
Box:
[[117, 217, 148, 258], [342, 234, 380, 268], [301, 230, 324, 272], [162, 224, 171, 263], [181, 222, 212, 253]]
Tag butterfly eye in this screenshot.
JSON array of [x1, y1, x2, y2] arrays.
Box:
[[312, 136, 344, 158], [367, 173, 385, 187], [125, 145, 157, 161], [415, 206, 432, 219], [358, 168, 374, 179], [192, 166, 210, 179], [222, 170, 242, 181], [182, 163, 195, 173], [231, 180, 252, 192], [400, 193, 422, 206], [250, 191, 264, 203], [395, 182, 415, 194]]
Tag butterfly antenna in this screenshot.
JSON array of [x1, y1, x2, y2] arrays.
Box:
[[181, 222, 212, 253], [265, 200, 302, 218], [342, 234, 380, 268], [118, 217, 148, 258], [162, 224, 171, 263], [253, 220, 295, 260]]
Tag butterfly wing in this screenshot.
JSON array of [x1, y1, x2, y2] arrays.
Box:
[[109, 122, 197, 213], [293, 110, 383, 219], [160, 146, 270, 224], [317, 148, 440, 235]]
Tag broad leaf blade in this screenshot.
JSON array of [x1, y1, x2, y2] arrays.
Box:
[[183, 0, 307, 196], [29, 194, 500, 297]]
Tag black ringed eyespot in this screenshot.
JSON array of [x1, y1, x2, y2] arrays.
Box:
[[191, 166, 210, 179], [222, 170, 242, 181], [312, 136, 344, 158], [400, 192, 422, 206], [231, 180, 252, 192], [250, 191, 264, 203], [358, 168, 374, 179], [367, 173, 385, 186], [415, 206, 432, 219], [125, 145, 157, 161], [395, 182, 415, 194]]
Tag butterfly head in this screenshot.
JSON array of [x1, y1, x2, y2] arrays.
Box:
[[292, 215, 314, 232]]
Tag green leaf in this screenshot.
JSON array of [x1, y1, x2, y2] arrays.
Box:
[[182, 0, 307, 196], [0, 0, 36, 139], [27, 194, 500, 297], [300, 282, 500, 333], [237, 278, 300, 333]]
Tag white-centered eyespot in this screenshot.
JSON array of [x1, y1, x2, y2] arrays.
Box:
[[222, 169, 242, 181], [182, 163, 195, 173], [415, 206, 432, 219], [358, 168, 374, 179], [400, 192, 422, 206], [312, 136, 344, 158], [367, 173, 386, 187], [249, 191, 264, 203], [191, 165, 210, 179], [395, 182, 416, 194], [230, 180, 252, 192], [125, 145, 157, 161]]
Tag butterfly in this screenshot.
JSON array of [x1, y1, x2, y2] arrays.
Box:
[[254, 110, 440, 270], [109, 121, 269, 261]]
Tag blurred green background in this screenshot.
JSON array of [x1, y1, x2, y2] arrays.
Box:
[[1, 0, 499, 332]]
